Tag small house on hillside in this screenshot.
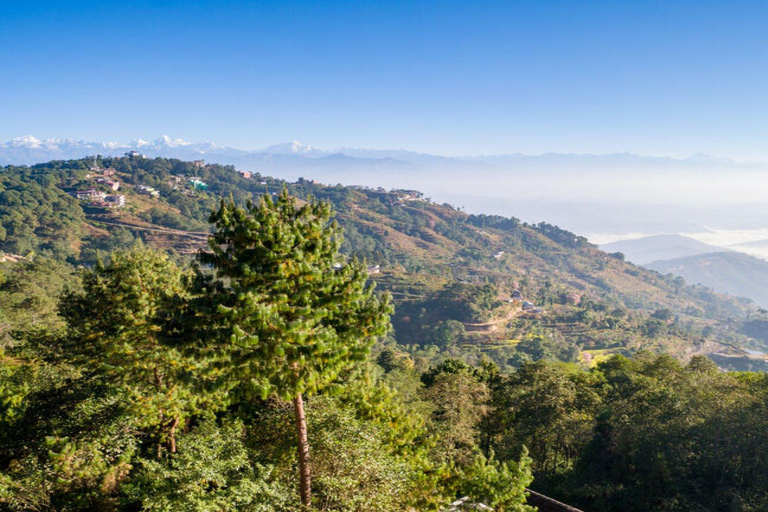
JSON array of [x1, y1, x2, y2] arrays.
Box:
[[73, 189, 107, 201], [95, 177, 120, 190], [105, 195, 126, 208], [136, 185, 159, 197], [522, 301, 543, 314], [189, 179, 208, 191]]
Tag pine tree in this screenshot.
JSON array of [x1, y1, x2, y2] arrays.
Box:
[[60, 247, 216, 454], [199, 191, 392, 508]]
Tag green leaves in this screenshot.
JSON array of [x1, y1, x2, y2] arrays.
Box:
[[199, 191, 392, 399], [60, 247, 226, 441], [125, 419, 292, 512], [455, 448, 535, 512]]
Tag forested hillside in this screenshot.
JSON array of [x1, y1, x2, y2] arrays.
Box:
[[0, 156, 762, 371], [4, 157, 768, 510]]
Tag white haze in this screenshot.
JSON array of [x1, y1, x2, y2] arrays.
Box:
[[308, 165, 768, 262]]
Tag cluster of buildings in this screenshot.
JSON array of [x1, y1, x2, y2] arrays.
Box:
[[75, 159, 214, 210], [76, 164, 126, 208], [72, 188, 126, 208]]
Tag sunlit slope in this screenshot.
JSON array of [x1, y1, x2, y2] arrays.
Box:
[[0, 156, 759, 368]]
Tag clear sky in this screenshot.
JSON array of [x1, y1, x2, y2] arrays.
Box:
[[4, 0, 768, 158]]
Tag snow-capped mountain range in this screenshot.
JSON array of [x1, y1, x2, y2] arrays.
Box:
[[0, 135, 355, 161], [0, 135, 252, 166], [1, 135, 753, 172]]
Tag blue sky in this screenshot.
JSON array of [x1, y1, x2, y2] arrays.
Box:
[[4, 0, 768, 158]]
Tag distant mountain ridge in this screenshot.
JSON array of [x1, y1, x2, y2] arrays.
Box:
[[600, 234, 728, 265], [605, 234, 768, 307], [647, 252, 768, 308], [1, 135, 758, 173]]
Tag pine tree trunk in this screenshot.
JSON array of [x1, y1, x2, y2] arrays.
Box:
[[157, 411, 164, 459], [169, 416, 179, 453], [293, 393, 312, 509]]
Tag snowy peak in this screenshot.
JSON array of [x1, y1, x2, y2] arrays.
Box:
[[261, 140, 324, 156], [130, 138, 151, 148], [0, 135, 266, 166], [10, 135, 43, 148], [154, 135, 190, 148], [6, 136, 115, 151], [2, 135, 198, 153]]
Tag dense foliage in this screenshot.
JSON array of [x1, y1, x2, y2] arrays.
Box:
[[486, 353, 768, 511], [0, 165, 86, 258], [4, 157, 768, 510], [0, 195, 534, 511]]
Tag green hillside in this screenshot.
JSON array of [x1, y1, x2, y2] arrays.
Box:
[[0, 156, 764, 370], [7, 157, 768, 511], [648, 251, 768, 308]]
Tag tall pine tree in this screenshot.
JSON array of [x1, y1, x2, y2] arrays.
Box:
[[198, 191, 391, 508]]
